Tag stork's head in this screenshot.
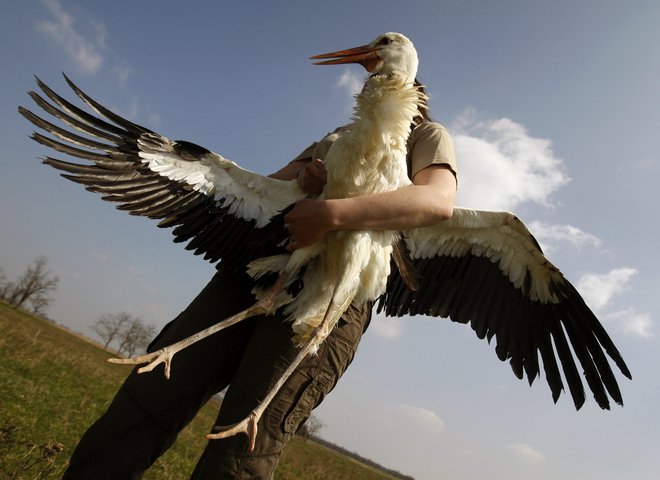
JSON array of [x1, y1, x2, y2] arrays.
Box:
[[311, 32, 419, 83]]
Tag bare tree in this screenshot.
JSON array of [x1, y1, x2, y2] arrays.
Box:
[[92, 312, 157, 355], [0, 266, 8, 300], [116, 318, 157, 357], [91, 312, 134, 350], [29, 294, 53, 317], [297, 414, 325, 440], [3, 256, 58, 313]]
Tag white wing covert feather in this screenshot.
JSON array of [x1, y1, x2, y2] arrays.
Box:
[[405, 208, 563, 303], [137, 133, 305, 228]]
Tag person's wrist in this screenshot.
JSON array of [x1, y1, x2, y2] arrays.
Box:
[[324, 199, 342, 231]]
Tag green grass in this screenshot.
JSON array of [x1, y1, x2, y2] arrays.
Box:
[[0, 303, 400, 479]]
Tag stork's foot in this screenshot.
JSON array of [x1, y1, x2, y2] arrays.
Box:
[[207, 412, 260, 451], [202, 287, 342, 451], [107, 302, 261, 380], [107, 273, 291, 380], [108, 346, 178, 379]]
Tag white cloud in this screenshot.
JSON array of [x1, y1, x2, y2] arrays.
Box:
[[574, 268, 653, 337], [635, 157, 657, 169], [138, 282, 158, 295], [37, 0, 104, 74], [337, 69, 365, 99], [508, 443, 545, 464], [370, 312, 405, 339], [528, 221, 602, 253], [606, 309, 655, 338], [111, 97, 140, 121], [577, 267, 637, 311], [398, 404, 445, 434], [90, 20, 107, 49], [89, 251, 110, 263], [452, 110, 569, 211], [115, 66, 133, 85], [148, 113, 163, 128]]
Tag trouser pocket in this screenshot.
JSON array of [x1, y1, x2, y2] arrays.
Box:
[[282, 371, 334, 434]]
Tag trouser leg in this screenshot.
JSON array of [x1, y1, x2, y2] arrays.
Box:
[[191, 302, 372, 479], [63, 271, 256, 480]]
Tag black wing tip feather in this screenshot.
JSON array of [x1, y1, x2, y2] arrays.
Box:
[[23, 73, 284, 274], [382, 250, 630, 412]]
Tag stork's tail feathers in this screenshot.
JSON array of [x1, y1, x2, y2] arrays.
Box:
[[247, 255, 291, 279], [291, 281, 358, 351], [246, 247, 359, 350]]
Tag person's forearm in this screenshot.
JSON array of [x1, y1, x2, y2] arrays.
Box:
[[326, 181, 454, 232], [283, 164, 456, 250]]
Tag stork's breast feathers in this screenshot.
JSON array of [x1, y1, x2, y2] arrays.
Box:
[[324, 76, 423, 198], [362, 76, 425, 124]]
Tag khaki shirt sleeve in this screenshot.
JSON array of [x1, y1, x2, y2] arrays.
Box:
[[312, 131, 342, 161], [290, 142, 318, 162], [406, 122, 457, 180], [289, 126, 348, 163]]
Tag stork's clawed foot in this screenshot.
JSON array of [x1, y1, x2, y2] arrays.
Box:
[[207, 412, 260, 452], [108, 347, 176, 379]]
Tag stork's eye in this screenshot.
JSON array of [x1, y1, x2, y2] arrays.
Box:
[[377, 37, 391, 46]]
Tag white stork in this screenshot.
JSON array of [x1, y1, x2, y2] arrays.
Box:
[[20, 32, 631, 450]]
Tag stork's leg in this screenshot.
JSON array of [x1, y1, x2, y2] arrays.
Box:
[[108, 273, 289, 379], [206, 304, 336, 451]]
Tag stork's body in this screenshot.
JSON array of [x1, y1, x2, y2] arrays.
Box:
[[268, 72, 424, 344], [116, 34, 427, 445]]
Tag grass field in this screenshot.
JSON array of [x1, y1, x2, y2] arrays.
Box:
[[0, 302, 400, 479]]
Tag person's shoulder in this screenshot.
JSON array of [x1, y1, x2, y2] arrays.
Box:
[[410, 121, 453, 146], [412, 121, 449, 136]]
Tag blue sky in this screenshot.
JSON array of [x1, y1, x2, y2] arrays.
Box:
[[2, 1, 659, 479]]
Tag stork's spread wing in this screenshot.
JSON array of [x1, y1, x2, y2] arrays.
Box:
[[20, 75, 305, 270], [378, 208, 631, 410]]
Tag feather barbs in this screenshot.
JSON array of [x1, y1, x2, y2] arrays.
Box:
[[405, 208, 563, 303]]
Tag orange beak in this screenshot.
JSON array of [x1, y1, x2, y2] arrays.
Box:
[[310, 44, 381, 71]]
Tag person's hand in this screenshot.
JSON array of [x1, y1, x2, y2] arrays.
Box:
[[297, 159, 327, 195], [284, 198, 335, 250]]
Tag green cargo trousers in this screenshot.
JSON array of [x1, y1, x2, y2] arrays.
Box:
[[63, 270, 371, 479]]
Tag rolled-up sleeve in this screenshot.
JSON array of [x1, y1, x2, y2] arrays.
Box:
[[406, 122, 457, 180]]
